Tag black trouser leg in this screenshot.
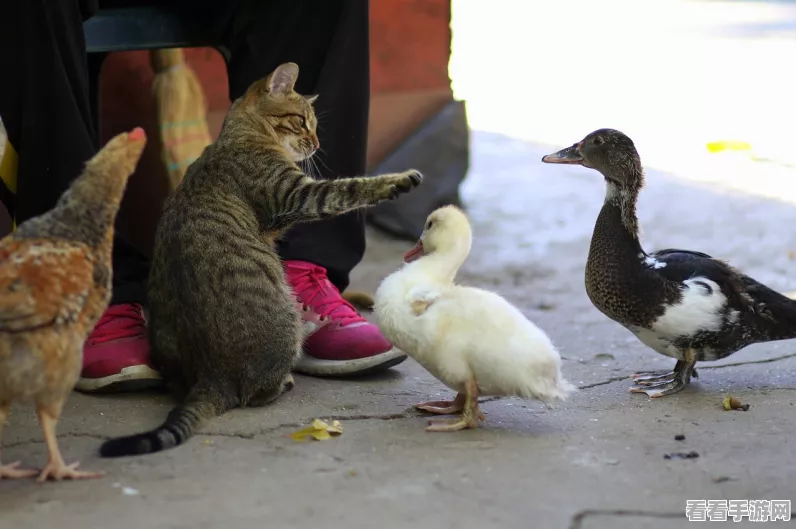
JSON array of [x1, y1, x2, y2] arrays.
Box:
[[0, 0, 149, 306], [225, 0, 370, 292]]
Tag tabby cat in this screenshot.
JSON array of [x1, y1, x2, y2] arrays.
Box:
[[99, 62, 422, 457]]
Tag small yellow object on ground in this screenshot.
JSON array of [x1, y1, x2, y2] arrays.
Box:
[[291, 419, 344, 441], [706, 140, 752, 153], [722, 395, 750, 411]]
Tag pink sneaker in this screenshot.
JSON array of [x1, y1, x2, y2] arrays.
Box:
[[76, 303, 163, 393], [284, 260, 407, 376]]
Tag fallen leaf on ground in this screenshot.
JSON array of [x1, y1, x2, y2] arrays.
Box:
[[722, 395, 750, 411], [291, 419, 344, 442]]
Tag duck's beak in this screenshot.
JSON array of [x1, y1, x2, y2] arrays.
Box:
[[541, 142, 584, 165], [404, 240, 424, 263]]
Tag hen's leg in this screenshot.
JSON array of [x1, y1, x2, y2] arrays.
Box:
[[426, 379, 482, 432], [0, 401, 37, 479], [36, 397, 102, 481]]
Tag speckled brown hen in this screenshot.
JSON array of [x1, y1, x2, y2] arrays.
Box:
[[0, 128, 146, 481]]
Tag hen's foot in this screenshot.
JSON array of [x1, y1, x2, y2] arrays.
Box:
[[37, 461, 103, 482], [0, 461, 38, 479]]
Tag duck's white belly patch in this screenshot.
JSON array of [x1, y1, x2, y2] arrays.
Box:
[[628, 277, 726, 358], [628, 325, 683, 359]]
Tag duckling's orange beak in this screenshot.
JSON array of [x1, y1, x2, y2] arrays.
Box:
[[404, 241, 424, 263], [541, 142, 584, 165]]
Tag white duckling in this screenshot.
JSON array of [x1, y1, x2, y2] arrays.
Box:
[[374, 206, 574, 432]]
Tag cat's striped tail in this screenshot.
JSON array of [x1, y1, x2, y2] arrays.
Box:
[[99, 399, 218, 458]]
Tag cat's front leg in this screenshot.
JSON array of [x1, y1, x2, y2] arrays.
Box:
[[368, 170, 424, 202], [273, 169, 423, 227]]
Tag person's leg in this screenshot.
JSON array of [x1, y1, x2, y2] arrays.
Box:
[[225, 0, 406, 376], [0, 0, 159, 393]]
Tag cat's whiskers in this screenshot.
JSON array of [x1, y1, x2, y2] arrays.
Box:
[[312, 147, 336, 177], [307, 155, 322, 179]]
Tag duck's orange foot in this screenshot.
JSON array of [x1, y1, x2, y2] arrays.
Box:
[[0, 461, 38, 479], [37, 461, 103, 482]]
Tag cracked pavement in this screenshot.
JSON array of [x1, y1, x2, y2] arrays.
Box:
[[2, 131, 796, 528]]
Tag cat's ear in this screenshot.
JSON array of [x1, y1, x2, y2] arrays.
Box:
[[305, 94, 319, 105], [267, 62, 299, 96]]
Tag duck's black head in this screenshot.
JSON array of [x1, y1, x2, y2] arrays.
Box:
[[541, 129, 644, 191]]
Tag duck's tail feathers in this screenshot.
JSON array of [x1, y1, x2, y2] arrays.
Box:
[[742, 276, 796, 341], [99, 396, 220, 458]]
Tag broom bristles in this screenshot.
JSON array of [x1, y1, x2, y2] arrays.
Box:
[[151, 48, 213, 190]]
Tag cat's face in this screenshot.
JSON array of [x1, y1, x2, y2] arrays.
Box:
[[269, 94, 319, 162], [245, 63, 320, 162]]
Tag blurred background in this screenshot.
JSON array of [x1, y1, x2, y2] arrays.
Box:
[[2, 0, 795, 239], [451, 0, 796, 205]]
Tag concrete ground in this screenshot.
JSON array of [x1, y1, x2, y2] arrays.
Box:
[[2, 130, 796, 528]]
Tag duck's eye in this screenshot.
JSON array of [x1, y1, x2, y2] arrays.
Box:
[[426, 220, 434, 230], [593, 136, 604, 146]]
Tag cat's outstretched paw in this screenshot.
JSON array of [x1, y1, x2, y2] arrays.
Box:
[[386, 170, 424, 199], [401, 169, 424, 188]]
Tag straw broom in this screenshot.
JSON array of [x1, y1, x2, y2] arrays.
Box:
[[150, 48, 212, 191]]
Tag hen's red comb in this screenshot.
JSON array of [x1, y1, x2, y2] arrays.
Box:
[[128, 127, 146, 141]]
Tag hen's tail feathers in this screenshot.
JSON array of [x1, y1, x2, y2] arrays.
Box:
[[99, 398, 217, 458]]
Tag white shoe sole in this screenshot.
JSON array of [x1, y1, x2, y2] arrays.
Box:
[[75, 365, 163, 393], [293, 347, 407, 377]]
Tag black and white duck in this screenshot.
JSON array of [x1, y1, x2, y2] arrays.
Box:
[[541, 128, 796, 398]]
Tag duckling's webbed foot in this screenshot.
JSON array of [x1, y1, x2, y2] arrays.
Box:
[[415, 393, 465, 415], [425, 380, 482, 432], [629, 351, 697, 398]]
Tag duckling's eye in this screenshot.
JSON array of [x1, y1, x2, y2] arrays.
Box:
[[426, 220, 434, 230], [593, 136, 604, 146]]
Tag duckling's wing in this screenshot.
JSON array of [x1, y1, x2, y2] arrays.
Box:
[[406, 286, 442, 316]]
